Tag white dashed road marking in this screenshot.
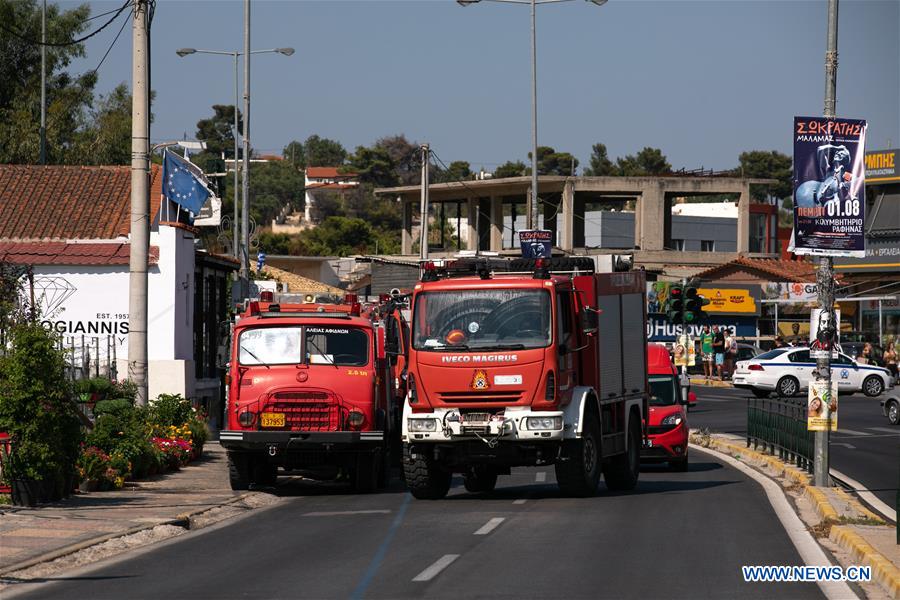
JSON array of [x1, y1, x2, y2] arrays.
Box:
[[868, 426, 900, 435], [513, 499, 528, 505], [474, 517, 505, 535], [412, 554, 460, 582], [836, 428, 872, 436]]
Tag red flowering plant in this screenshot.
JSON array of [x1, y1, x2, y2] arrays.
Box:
[[151, 436, 192, 469]]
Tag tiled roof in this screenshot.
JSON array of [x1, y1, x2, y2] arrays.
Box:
[[694, 257, 818, 283], [258, 264, 344, 295], [305, 167, 358, 179], [0, 164, 162, 241], [0, 241, 159, 266]]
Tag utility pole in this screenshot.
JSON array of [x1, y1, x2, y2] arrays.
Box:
[[529, 0, 539, 230], [814, 0, 839, 488], [419, 144, 430, 260], [232, 52, 240, 260], [39, 0, 46, 164], [128, 0, 150, 406], [240, 0, 251, 299]]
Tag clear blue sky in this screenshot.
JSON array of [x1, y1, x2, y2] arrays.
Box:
[[64, 0, 899, 172]]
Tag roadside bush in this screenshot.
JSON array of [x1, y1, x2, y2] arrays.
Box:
[[0, 322, 82, 504], [85, 403, 158, 479], [148, 393, 193, 427]]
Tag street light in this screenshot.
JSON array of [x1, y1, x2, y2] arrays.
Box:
[[458, 0, 606, 230], [175, 47, 294, 263]]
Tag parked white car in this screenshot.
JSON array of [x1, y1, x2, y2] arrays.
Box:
[[732, 347, 894, 398]]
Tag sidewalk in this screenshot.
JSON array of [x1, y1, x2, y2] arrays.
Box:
[[689, 376, 733, 388], [0, 442, 252, 575]]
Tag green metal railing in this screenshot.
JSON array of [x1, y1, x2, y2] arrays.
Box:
[[747, 396, 814, 473]]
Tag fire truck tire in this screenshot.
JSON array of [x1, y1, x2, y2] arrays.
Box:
[[603, 414, 641, 491], [554, 411, 601, 497], [227, 452, 252, 491], [352, 453, 379, 493], [254, 459, 278, 487], [463, 466, 498, 493], [403, 444, 452, 500]]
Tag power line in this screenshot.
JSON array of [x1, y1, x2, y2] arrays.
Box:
[[0, 0, 131, 47]]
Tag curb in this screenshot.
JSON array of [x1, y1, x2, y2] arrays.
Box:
[[689, 378, 734, 388], [691, 434, 898, 598], [829, 525, 900, 599], [0, 492, 256, 578]]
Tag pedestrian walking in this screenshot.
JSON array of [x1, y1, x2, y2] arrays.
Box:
[[713, 325, 726, 381], [884, 341, 898, 377], [724, 331, 737, 379], [700, 325, 714, 382]]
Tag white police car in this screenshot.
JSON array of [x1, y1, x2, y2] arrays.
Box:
[[732, 346, 894, 398]]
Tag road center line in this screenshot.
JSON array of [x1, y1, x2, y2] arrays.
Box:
[[513, 499, 528, 505], [412, 554, 460, 582], [303, 510, 391, 517], [474, 517, 505, 535], [836, 428, 872, 436], [535, 472, 547, 483], [868, 426, 900, 435]]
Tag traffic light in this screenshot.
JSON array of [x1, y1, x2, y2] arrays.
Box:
[[666, 284, 684, 324], [683, 286, 710, 323]]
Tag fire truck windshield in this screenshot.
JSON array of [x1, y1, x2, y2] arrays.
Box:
[[239, 326, 368, 366], [413, 289, 551, 351]]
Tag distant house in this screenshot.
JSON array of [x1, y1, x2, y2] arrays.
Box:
[[0, 164, 237, 428], [304, 167, 359, 223]]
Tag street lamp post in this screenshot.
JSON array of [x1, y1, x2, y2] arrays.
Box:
[[458, 0, 606, 230], [175, 47, 294, 266]]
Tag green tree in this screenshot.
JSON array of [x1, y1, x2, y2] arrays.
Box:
[[583, 143, 616, 176], [616, 147, 671, 176], [736, 150, 792, 201], [195, 104, 242, 157], [529, 146, 579, 176], [71, 84, 148, 165], [493, 160, 528, 179], [346, 145, 398, 187], [433, 160, 472, 183], [374, 135, 420, 185], [0, 0, 96, 164], [282, 134, 347, 169]]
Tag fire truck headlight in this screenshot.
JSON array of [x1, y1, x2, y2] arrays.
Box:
[[347, 410, 365, 428], [238, 410, 255, 427], [525, 416, 562, 431], [407, 418, 437, 433]]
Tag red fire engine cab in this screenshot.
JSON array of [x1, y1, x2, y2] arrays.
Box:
[[219, 293, 403, 492], [402, 257, 648, 499]]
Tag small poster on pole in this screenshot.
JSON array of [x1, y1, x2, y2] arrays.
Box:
[[518, 230, 553, 258], [807, 379, 838, 432], [673, 334, 695, 368], [809, 307, 840, 359]]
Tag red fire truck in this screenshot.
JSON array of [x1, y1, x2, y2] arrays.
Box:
[[219, 293, 405, 492], [402, 258, 648, 499]]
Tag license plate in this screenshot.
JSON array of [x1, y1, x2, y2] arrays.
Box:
[[643, 439, 653, 448], [462, 412, 490, 425], [261, 412, 285, 428]]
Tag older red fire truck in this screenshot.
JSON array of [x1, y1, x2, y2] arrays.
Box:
[[402, 258, 648, 499], [219, 293, 406, 492]]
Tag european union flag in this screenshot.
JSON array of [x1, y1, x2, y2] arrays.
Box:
[[162, 149, 211, 215]]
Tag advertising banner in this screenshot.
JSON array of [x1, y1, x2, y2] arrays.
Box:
[[518, 230, 553, 258], [673, 334, 695, 367], [807, 379, 838, 432], [864, 148, 899, 184], [646, 315, 757, 342], [792, 116, 867, 257]]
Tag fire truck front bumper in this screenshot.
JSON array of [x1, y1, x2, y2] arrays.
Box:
[[402, 407, 566, 443], [219, 430, 385, 453]]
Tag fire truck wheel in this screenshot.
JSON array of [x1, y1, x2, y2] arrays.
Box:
[[254, 459, 278, 487], [227, 452, 252, 491], [603, 414, 641, 491], [403, 444, 452, 500], [554, 411, 601, 497], [463, 466, 498, 493], [352, 453, 379, 493]]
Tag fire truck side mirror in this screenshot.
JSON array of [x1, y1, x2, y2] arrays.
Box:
[[581, 309, 599, 336]]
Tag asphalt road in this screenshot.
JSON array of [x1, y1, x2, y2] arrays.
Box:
[[10, 457, 823, 600], [689, 384, 900, 509]]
